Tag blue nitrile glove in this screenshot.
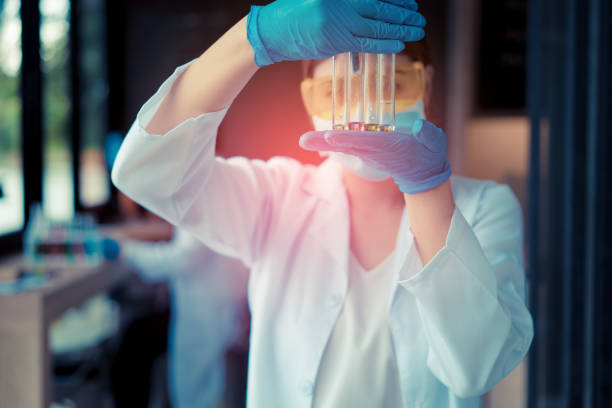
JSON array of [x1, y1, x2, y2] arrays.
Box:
[[101, 238, 121, 260], [299, 119, 452, 194], [247, 0, 426, 67]]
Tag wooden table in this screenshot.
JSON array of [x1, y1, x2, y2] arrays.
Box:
[[0, 257, 130, 408]]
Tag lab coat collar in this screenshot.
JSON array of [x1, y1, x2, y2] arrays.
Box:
[[302, 158, 416, 302], [300, 158, 350, 271]]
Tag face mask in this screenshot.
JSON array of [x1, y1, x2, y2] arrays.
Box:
[[309, 101, 426, 181], [311, 115, 333, 133], [395, 100, 426, 129]]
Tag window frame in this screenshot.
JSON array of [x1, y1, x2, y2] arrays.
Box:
[[0, 0, 111, 255], [0, 0, 42, 255], [527, 0, 612, 405]]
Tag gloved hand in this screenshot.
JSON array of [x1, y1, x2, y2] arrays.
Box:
[[101, 238, 121, 260], [247, 0, 426, 67], [299, 119, 452, 194]]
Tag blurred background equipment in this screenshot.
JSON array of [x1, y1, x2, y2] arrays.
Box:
[[23, 204, 106, 271]]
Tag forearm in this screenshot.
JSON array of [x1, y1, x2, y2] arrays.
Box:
[[404, 180, 455, 265], [400, 183, 533, 397], [146, 15, 258, 135]]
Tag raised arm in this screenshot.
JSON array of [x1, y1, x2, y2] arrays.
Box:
[[113, 1, 427, 264], [300, 118, 454, 265], [300, 122, 533, 396], [400, 182, 534, 397], [146, 16, 258, 135], [148, 0, 426, 134]]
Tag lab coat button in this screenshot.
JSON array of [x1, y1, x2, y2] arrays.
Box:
[[300, 379, 314, 396], [327, 293, 343, 308]]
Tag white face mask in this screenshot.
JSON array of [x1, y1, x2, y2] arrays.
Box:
[[395, 100, 426, 130], [310, 100, 426, 181]]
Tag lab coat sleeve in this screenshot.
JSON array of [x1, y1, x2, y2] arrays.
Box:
[[120, 229, 206, 281], [398, 183, 534, 398], [112, 62, 289, 266]]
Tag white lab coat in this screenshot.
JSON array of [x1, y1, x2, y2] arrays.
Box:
[[121, 228, 248, 408], [112, 62, 534, 408]]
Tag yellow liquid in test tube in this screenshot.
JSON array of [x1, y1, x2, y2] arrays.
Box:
[[332, 52, 396, 131]]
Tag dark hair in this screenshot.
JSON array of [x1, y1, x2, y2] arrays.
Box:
[[402, 37, 433, 66], [302, 38, 433, 79]]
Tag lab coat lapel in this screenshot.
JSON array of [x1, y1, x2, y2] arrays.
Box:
[[390, 208, 415, 310], [303, 159, 414, 310], [301, 159, 350, 268], [297, 159, 351, 382]]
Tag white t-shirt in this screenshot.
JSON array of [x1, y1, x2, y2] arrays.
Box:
[[312, 251, 404, 408]]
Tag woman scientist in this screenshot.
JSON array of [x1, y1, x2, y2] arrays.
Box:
[[112, 0, 534, 407], [113, 228, 248, 408]]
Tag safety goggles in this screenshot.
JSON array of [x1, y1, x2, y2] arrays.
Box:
[[300, 61, 426, 120]]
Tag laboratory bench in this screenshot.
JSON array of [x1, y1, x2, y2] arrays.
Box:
[[0, 256, 130, 408], [0, 220, 173, 408]]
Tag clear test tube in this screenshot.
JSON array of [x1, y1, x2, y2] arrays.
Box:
[[378, 53, 396, 132], [332, 53, 348, 130], [363, 53, 379, 131], [347, 52, 364, 131]]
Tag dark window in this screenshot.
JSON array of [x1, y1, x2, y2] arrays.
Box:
[[0, 0, 24, 236], [41, 0, 73, 221], [0, 0, 110, 252], [77, 0, 109, 209]]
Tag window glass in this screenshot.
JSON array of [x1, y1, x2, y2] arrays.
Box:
[[0, 0, 24, 235], [79, 0, 109, 207], [41, 0, 73, 221]]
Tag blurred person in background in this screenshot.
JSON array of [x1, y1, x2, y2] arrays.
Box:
[[111, 1, 533, 407], [105, 133, 249, 408], [111, 228, 248, 408]]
